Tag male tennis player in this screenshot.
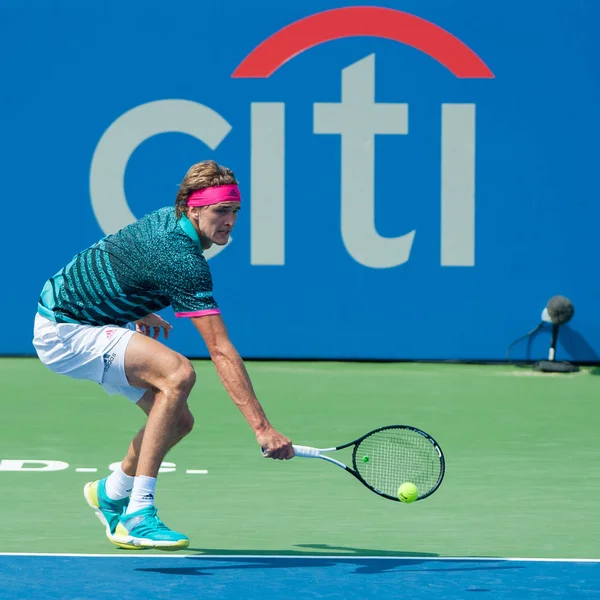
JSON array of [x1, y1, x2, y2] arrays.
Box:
[[32, 160, 294, 550]]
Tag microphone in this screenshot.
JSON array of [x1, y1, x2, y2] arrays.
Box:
[[535, 296, 578, 372], [541, 295, 575, 327], [507, 295, 579, 372]]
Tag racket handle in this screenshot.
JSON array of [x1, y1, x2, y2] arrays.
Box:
[[260, 445, 322, 458], [292, 445, 321, 458]]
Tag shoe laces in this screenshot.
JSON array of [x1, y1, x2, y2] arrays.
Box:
[[146, 508, 170, 530]]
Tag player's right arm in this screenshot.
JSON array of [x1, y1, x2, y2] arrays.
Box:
[[191, 314, 294, 460]]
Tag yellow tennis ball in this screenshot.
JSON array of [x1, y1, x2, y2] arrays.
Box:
[[398, 482, 418, 503]]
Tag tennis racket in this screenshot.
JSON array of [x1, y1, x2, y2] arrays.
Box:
[[287, 425, 445, 502]]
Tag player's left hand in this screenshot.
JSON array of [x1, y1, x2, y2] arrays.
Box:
[[134, 313, 173, 340]]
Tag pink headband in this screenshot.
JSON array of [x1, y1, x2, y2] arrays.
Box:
[[186, 184, 241, 207]]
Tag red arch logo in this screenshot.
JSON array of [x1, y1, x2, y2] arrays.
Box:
[[232, 6, 494, 79]]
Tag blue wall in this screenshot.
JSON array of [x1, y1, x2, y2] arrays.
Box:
[[2, 1, 598, 361]]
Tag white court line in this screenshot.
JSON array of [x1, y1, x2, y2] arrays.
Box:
[[186, 470, 208, 474], [75, 468, 98, 473], [0, 553, 599, 562]]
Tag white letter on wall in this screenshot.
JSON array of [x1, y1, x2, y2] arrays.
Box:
[[251, 103, 285, 265], [441, 104, 476, 266], [314, 55, 415, 268]]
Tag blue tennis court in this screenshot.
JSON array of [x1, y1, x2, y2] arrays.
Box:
[[2, 555, 600, 599]]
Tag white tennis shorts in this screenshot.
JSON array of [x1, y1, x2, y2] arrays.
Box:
[[32, 313, 146, 403]]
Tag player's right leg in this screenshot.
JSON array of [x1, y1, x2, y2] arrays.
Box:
[[105, 332, 197, 550]]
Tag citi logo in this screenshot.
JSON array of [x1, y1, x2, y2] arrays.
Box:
[[90, 7, 493, 269]]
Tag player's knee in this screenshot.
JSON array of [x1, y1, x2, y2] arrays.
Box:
[[163, 357, 196, 398]]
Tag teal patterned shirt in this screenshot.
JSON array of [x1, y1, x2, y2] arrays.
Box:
[[37, 208, 219, 325]]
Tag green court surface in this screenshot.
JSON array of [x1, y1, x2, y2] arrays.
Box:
[[1, 358, 598, 558]]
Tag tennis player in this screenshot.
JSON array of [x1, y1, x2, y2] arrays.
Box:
[[32, 160, 294, 550]]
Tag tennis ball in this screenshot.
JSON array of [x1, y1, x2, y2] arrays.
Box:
[[397, 482, 418, 503], [362, 455, 369, 463]]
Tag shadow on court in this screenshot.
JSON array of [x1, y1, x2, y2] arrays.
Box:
[[134, 558, 524, 577], [133, 546, 522, 576]]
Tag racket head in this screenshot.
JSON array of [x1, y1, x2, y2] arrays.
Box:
[[350, 425, 445, 502]]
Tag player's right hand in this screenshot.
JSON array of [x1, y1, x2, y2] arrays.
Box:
[[257, 427, 295, 460], [134, 313, 173, 340]]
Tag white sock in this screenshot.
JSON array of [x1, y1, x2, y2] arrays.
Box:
[[104, 464, 134, 501], [125, 475, 157, 515]]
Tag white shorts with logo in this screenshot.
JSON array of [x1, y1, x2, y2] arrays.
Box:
[[32, 313, 146, 403]]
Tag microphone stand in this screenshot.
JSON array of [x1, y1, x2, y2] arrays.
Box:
[[534, 323, 580, 373]]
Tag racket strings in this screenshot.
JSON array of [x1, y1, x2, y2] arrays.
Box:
[[355, 430, 442, 497]]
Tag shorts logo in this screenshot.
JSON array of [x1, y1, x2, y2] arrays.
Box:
[[103, 352, 116, 373], [106, 329, 115, 340]]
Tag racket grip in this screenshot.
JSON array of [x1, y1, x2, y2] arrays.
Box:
[[292, 445, 321, 458]]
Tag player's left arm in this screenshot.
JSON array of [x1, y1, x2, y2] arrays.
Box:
[[159, 251, 292, 457]]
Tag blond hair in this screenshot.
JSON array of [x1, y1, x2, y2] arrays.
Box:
[[174, 160, 238, 219]]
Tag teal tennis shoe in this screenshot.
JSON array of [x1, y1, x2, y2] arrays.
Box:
[[112, 506, 190, 551]]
